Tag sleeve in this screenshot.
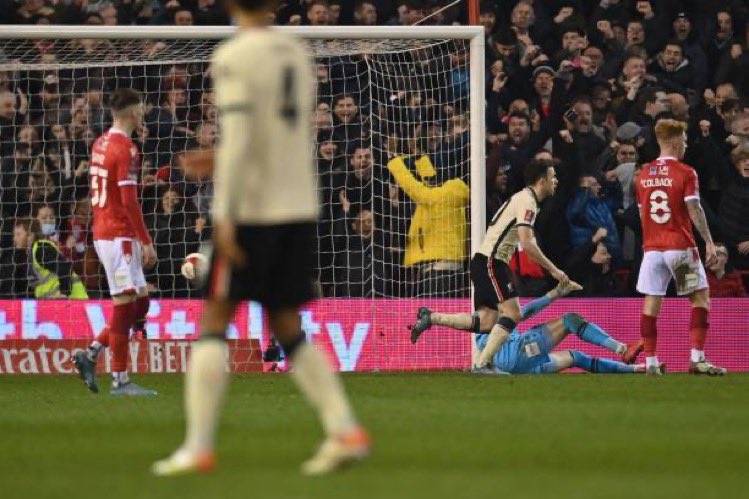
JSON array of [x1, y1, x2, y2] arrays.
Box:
[[211, 48, 255, 222], [116, 143, 138, 188], [387, 156, 471, 206], [683, 167, 700, 202], [515, 194, 537, 228]]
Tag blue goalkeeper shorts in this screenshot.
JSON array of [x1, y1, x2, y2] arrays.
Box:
[[476, 324, 555, 374]]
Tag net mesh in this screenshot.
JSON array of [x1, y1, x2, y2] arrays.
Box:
[[0, 35, 474, 371]]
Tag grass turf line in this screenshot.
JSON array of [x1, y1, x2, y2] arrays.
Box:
[[1, 373, 747, 499]]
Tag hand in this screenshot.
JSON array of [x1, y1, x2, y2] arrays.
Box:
[[593, 227, 608, 243], [609, 140, 620, 151], [141, 243, 157, 269], [288, 14, 302, 25], [492, 72, 507, 92], [605, 170, 618, 182], [699, 120, 711, 137], [520, 45, 540, 66], [551, 268, 570, 285], [726, 134, 740, 146], [624, 76, 642, 100], [554, 6, 574, 24], [559, 129, 574, 143], [738, 241, 749, 255], [596, 20, 614, 39], [182, 149, 214, 179], [558, 59, 575, 73], [636, 1, 654, 20], [531, 53, 550, 66], [339, 189, 351, 214], [704, 242, 719, 267], [194, 216, 207, 234], [214, 220, 247, 267], [730, 44, 743, 60]]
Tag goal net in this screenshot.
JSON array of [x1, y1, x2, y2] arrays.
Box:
[[0, 27, 485, 373]]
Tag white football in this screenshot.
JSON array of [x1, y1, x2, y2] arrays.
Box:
[[181, 252, 208, 281]]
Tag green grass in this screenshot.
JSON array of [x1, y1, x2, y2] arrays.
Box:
[[1, 374, 748, 499]]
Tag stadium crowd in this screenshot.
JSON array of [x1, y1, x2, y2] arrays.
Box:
[[1, 0, 749, 299]]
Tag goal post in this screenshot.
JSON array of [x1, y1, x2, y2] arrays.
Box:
[[0, 25, 485, 372]]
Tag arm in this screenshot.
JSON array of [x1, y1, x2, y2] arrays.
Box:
[[687, 199, 717, 266], [518, 225, 567, 283], [387, 156, 469, 206]]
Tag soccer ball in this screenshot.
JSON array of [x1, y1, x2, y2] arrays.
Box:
[[181, 252, 208, 281]]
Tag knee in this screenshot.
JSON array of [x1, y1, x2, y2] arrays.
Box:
[[563, 312, 586, 335], [479, 312, 497, 332], [496, 315, 517, 333]]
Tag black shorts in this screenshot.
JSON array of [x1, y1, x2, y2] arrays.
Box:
[[205, 222, 316, 310], [470, 253, 518, 310]]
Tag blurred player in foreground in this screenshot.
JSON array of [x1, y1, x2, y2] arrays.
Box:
[[413, 282, 651, 374], [410, 159, 570, 374], [635, 120, 726, 376], [152, 0, 369, 476], [72, 89, 157, 395]]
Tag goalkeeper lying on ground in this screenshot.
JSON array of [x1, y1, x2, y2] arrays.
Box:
[[411, 283, 657, 374]]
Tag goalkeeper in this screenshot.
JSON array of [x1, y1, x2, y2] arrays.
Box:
[[412, 282, 652, 374]]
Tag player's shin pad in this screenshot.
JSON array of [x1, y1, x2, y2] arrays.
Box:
[[564, 314, 624, 354]]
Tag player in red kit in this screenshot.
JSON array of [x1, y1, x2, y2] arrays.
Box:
[[72, 89, 158, 395], [635, 119, 726, 376]]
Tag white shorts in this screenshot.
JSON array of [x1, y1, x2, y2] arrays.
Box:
[[94, 238, 147, 296], [636, 248, 708, 296]]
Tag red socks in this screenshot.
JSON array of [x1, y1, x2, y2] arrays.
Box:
[[110, 303, 134, 372], [640, 314, 658, 357], [690, 307, 709, 351], [95, 326, 110, 348], [133, 296, 150, 327]]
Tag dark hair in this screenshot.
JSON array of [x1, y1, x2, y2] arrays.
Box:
[[507, 111, 531, 127], [110, 88, 141, 112], [334, 93, 358, 106], [524, 158, 553, 186], [494, 27, 518, 47], [664, 39, 683, 51], [307, 0, 329, 10], [230, 0, 279, 11]]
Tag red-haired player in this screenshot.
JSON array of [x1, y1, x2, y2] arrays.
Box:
[[635, 119, 726, 376], [72, 88, 158, 395]]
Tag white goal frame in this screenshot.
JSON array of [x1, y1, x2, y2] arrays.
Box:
[[0, 24, 486, 258], [1, 25, 486, 369]]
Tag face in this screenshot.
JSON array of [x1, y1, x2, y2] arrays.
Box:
[[197, 122, 217, 147], [351, 147, 372, 179], [732, 116, 749, 138], [307, 4, 329, 25], [533, 72, 553, 98], [328, 4, 340, 24], [334, 97, 358, 124], [573, 102, 593, 133], [17, 126, 37, 145], [13, 226, 31, 249], [662, 44, 683, 71], [51, 123, 67, 141], [492, 168, 508, 192], [495, 43, 515, 58], [318, 141, 337, 160], [162, 190, 180, 213], [174, 10, 193, 26], [562, 32, 581, 51], [511, 3, 533, 30], [673, 18, 691, 41], [480, 11, 496, 33], [583, 47, 604, 73], [591, 243, 612, 266], [717, 12, 732, 38], [617, 144, 638, 164], [541, 167, 558, 197], [354, 210, 374, 239], [668, 93, 688, 120], [591, 87, 611, 111], [169, 89, 186, 107], [508, 116, 530, 144], [509, 99, 529, 115], [100, 4, 118, 25], [0, 92, 16, 119], [716, 84, 737, 107], [37, 206, 55, 225], [626, 22, 645, 45], [623, 57, 646, 80], [356, 2, 376, 25], [313, 108, 333, 131]]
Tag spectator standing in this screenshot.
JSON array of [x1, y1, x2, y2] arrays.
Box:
[[567, 175, 623, 266], [719, 142, 749, 270]]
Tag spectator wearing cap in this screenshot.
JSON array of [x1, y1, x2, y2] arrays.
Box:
[[671, 11, 707, 91], [719, 143, 749, 271], [531, 65, 554, 119], [649, 40, 698, 96], [593, 121, 643, 176]]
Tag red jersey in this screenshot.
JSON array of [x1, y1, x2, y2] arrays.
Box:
[[635, 157, 699, 251], [89, 128, 150, 243]]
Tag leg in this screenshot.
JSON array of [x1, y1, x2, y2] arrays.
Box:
[[641, 295, 662, 372], [430, 307, 497, 333], [687, 288, 726, 375], [476, 297, 521, 368], [636, 251, 671, 372], [182, 298, 237, 456], [568, 350, 639, 373], [131, 286, 151, 338], [561, 313, 627, 355]]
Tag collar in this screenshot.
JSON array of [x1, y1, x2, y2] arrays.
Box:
[[527, 187, 540, 205], [657, 156, 677, 161], [108, 127, 128, 137]]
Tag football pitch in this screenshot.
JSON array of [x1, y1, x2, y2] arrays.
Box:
[[2, 373, 748, 499]]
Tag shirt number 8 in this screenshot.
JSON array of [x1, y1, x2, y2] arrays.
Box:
[[649, 189, 671, 224]]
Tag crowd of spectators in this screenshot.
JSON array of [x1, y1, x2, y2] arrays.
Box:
[[1, 0, 749, 300]]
